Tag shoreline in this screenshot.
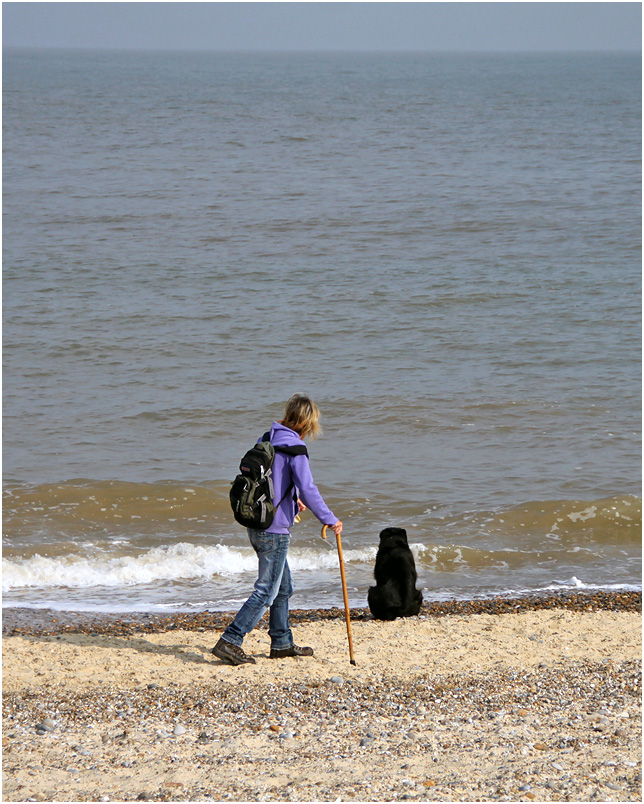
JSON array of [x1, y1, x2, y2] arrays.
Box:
[[2, 589, 640, 637]]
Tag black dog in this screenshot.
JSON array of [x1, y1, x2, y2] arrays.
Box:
[[368, 527, 423, 620]]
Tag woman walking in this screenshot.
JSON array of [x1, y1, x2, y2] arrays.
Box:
[[213, 394, 342, 666]]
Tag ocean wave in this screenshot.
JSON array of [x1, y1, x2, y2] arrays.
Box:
[[484, 495, 641, 543], [2, 543, 250, 592], [3, 533, 630, 594], [4, 481, 640, 548], [3, 479, 234, 537], [503, 577, 642, 596], [1, 542, 379, 592]]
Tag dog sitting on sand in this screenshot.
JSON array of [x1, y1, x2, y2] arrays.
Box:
[[368, 527, 423, 621]]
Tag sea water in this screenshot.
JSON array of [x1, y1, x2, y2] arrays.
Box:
[[3, 50, 641, 612]]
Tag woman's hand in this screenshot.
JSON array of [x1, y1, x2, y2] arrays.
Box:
[[331, 520, 343, 536], [297, 499, 307, 513]]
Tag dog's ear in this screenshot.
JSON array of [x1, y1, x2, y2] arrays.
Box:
[[379, 527, 396, 544]]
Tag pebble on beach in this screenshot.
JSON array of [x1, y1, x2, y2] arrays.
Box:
[[2, 591, 641, 802], [2, 590, 639, 638]]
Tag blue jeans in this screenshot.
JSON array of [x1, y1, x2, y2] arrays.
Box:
[[221, 529, 294, 650]]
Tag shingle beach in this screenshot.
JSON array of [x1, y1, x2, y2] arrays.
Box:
[[2, 592, 641, 802]]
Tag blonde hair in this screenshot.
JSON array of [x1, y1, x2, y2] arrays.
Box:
[[280, 394, 322, 440]]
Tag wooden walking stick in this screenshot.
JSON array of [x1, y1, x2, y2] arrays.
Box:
[[321, 524, 356, 666]]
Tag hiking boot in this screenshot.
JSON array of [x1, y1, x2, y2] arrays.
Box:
[[211, 638, 256, 665], [270, 644, 314, 659]]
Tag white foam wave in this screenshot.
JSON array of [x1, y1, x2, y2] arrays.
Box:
[[1, 542, 380, 592], [290, 546, 377, 571], [543, 576, 642, 592], [497, 577, 642, 597], [2, 543, 255, 591]]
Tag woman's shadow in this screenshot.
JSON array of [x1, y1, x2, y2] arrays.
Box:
[[26, 632, 225, 665]]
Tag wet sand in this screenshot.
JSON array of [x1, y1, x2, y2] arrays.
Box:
[[2, 592, 641, 802], [3, 589, 639, 637]]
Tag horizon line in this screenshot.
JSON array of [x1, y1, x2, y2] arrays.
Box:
[[3, 45, 641, 55]]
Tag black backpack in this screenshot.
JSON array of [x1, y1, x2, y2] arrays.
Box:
[[229, 431, 308, 530]]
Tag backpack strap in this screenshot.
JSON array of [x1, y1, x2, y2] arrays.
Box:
[[274, 444, 308, 457], [261, 431, 308, 458]]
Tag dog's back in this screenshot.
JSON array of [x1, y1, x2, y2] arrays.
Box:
[[368, 527, 423, 620]]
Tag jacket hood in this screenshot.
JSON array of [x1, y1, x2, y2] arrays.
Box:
[[269, 421, 305, 448]]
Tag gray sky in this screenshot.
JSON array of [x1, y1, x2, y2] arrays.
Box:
[[2, 2, 641, 53]]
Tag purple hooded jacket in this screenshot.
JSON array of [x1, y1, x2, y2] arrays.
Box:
[[264, 422, 336, 534]]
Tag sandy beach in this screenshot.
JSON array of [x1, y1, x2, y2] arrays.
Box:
[[2, 595, 641, 803]]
